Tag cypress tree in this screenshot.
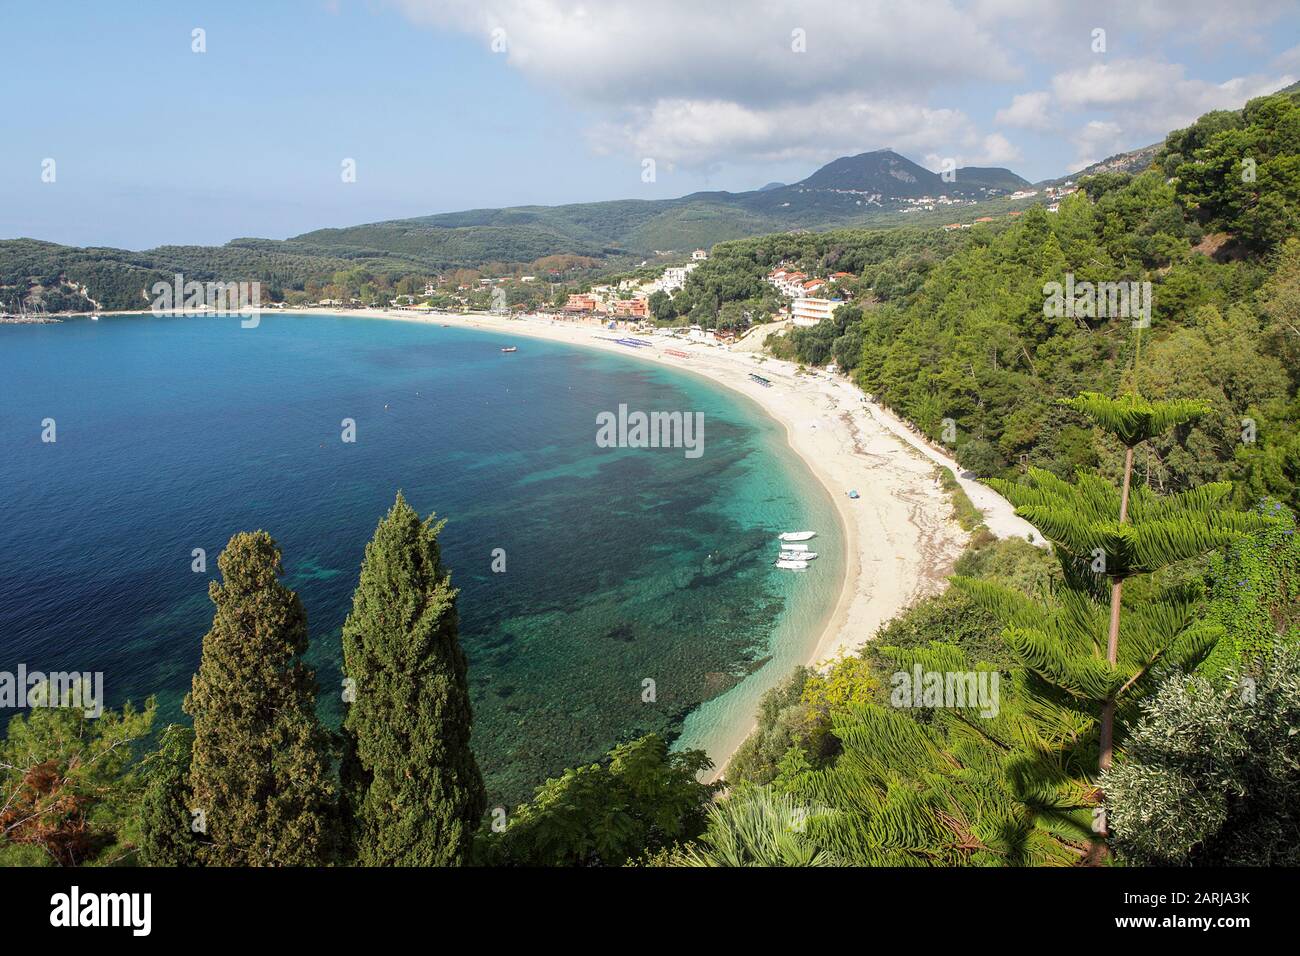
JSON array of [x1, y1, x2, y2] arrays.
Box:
[[340, 493, 485, 866], [184, 531, 337, 866]]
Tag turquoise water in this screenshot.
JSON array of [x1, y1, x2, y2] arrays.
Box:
[[0, 313, 842, 804]]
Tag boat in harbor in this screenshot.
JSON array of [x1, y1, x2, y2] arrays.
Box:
[[774, 559, 808, 571], [780, 551, 817, 561], [779, 531, 816, 541], [781, 542, 809, 551]]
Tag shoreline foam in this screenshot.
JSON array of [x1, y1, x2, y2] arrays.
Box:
[[53, 307, 1039, 778]]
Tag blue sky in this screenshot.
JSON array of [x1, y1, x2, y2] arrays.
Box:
[[2, 0, 1296, 249]]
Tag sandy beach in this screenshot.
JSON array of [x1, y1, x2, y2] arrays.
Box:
[[281, 307, 1040, 774], [59, 305, 1038, 774]]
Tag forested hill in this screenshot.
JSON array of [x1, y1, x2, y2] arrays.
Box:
[[272, 149, 1027, 263], [0, 148, 1033, 310], [759, 88, 1300, 514]]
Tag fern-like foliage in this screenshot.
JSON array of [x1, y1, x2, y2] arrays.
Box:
[[989, 469, 1273, 579], [954, 576, 1223, 770], [785, 645, 1096, 866], [1060, 392, 1209, 448], [671, 788, 839, 867]]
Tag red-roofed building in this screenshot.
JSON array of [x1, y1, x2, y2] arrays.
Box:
[[612, 297, 648, 317]]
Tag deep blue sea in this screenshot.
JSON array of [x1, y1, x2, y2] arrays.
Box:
[[0, 313, 842, 803]]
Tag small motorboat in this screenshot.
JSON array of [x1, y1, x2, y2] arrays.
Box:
[[781, 543, 809, 551], [779, 531, 816, 542], [89, 314, 100, 321], [774, 559, 809, 571], [848, 489, 860, 499], [780, 551, 817, 561], [500, 346, 518, 353]]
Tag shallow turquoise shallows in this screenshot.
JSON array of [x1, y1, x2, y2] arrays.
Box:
[[0, 313, 843, 804]]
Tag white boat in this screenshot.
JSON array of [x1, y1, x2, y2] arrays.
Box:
[[780, 551, 817, 561], [781, 543, 809, 552], [779, 531, 816, 542], [90, 314, 100, 321], [774, 559, 808, 571]]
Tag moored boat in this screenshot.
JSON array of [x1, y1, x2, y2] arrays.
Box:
[[774, 559, 808, 571], [501, 346, 518, 352], [779, 531, 816, 541]]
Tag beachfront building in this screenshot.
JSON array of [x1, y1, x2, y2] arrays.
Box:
[[791, 296, 842, 327], [612, 297, 649, 317], [564, 293, 600, 313]]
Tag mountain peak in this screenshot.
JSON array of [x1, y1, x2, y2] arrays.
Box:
[[795, 150, 935, 195], [789, 150, 1028, 198]]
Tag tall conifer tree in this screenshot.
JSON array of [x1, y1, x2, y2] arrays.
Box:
[[185, 531, 337, 866], [340, 493, 485, 866]]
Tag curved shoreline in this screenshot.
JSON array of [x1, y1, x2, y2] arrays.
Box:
[[284, 308, 970, 777], [52, 308, 998, 777]]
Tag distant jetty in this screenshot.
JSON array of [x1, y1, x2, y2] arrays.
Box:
[[0, 314, 62, 324]]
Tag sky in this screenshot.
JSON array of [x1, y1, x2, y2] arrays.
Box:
[[2, 0, 1297, 249]]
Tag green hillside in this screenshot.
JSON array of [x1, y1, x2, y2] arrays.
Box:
[[0, 149, 1037, 311]]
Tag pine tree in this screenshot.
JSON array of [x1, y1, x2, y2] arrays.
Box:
[[340, 493, 485, 866], [184, 531, 337, 866], [137, 724, 200, 867], [0, 686, 155, 867]]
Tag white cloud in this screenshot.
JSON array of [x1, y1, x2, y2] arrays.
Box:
[[995, 91, 1053, 130], [388, 1, 1299, 174], [1052, 59, 1294, 131], [389, 0, 1021, 168], [920, 133, 1022, 172], [1068, 120, 1125, 171], [974, 133, 1023, 165], [970, 0, 1295, 49], [1049, 59, 1295, 166], [391, 0, 1019, 106], [1051, 61, 1187, 111], [592, 95, 982, 169]]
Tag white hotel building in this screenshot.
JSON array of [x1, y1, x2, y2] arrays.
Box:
[[791, 297, 842, 327]]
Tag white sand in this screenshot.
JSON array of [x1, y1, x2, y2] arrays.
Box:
[[86, 306, 1039, 774], [303, 308, 1045, 774]]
